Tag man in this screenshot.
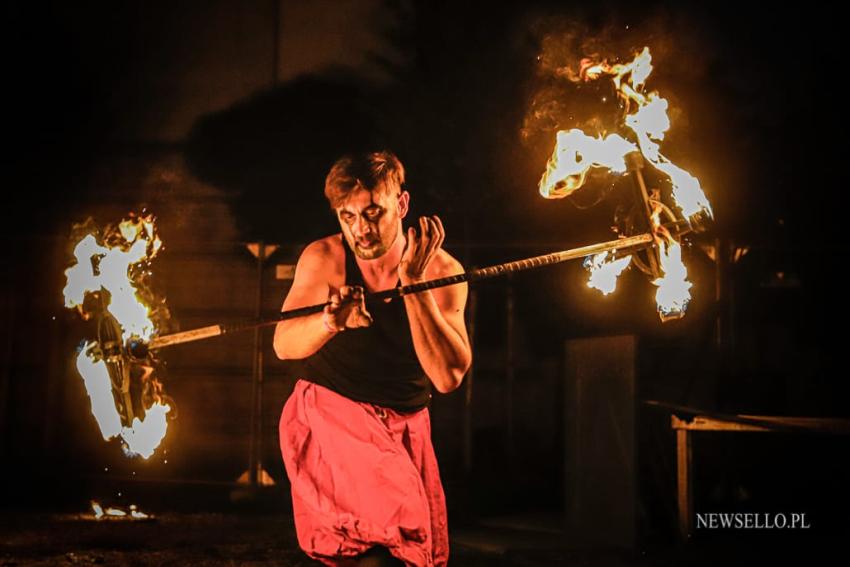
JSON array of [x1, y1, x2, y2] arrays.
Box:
[[274, 151, 472, 566]]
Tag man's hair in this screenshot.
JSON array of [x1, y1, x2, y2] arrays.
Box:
[[324, 151, 405, 208]]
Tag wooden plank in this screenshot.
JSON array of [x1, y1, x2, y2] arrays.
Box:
[[672, 416, 771, 432], [738, 415, 850, 433], [671, 414, 850, 433], [651, 400, 850, 434]]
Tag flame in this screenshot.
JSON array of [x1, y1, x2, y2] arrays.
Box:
[[650, 202, 692, 318], [64, 214, 170, 458], [90, 501, 126, 518], [539, 46, 713, 318], [90, 501, 149, 520], [75, 341, 170, 457], [120, 401, 170, 459], [63, 235, 107, 308], [539, 47, 713, 221], [75, 342, 123, 440], [539, 129, 635, 198], [653, 239, 692, 317], [654, 160, 712, 219], [63, 216, 162, 342], [583, 252, 632, 295], [129, 504, 150, 519]]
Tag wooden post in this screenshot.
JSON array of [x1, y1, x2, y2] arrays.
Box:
[[674, 419, 693, 540]]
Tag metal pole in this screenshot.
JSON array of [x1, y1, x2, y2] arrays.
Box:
[[144, 226, 689, 352], [626, 151, 662, 279], [249, 243, 266, 487]]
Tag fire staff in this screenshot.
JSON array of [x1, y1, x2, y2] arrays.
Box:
[[274, 151, 472, 566]]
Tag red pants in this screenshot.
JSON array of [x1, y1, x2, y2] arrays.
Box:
[[279, 380, 449, 566]]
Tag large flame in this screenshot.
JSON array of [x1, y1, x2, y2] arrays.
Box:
[[75, 341, 123, 441], [64, 215, 170, 458], [119, 401, 170, 459], [539, 47, 712, 317], [64, 218, 162, 342], [540, 47, 712, 219], [539, 129, 635, 198]]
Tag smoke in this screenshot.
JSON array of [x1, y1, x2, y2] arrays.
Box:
[[522, 8, 714, 145]]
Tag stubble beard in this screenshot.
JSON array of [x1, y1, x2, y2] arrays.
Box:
[[351, 223, 399, 260]]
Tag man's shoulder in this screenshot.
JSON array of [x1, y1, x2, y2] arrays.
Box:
[[301, 234, 344, 261], [296, 235, 345, 279], [430, 248, 465, 278]]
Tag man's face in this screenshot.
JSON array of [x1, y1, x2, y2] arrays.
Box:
[[336, 183, 408, 260]]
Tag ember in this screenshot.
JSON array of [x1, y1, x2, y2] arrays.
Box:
[[90, 501, 152, 521]]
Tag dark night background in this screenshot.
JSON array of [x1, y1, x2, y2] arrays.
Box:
[[2, 0, 848, 564]]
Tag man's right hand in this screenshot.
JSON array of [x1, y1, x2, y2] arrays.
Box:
[[323, 285, 373, 332]]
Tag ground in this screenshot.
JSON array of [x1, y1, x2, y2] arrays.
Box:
[[1, 507, 840, 566]]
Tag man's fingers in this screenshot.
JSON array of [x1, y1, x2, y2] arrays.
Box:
[[421, 215, 444, 253], [421, 218, 435, 258], [344, 297, 372, 329], [399, 215, 447, 283], [424, 217, 442, 259], [354, 305, 373, 327], [328, 293, 341, 310], [433, 215, 445, 248], [326, 285, 371, 331], [339, 285, 365, 303], [405, 226, 418, 258]]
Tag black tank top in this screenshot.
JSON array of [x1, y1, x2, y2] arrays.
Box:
[[300, 238, 431, 412]]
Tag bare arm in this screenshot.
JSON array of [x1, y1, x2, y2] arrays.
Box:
[[400, 217, 472, 393], [273, 239, 371, 360]]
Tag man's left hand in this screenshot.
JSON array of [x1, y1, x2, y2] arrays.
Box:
[[399, 215, 445, 285]]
